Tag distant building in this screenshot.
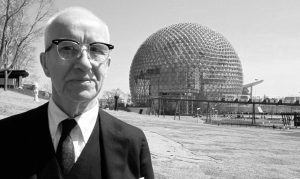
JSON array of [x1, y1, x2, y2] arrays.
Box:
[[0, 70, 29, 88]]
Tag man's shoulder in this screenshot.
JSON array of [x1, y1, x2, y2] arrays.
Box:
[[99, 109, 144, 136], [0, 102, 48, 126]]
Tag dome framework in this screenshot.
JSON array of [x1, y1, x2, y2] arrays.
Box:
[[129, 23, 243, 107]]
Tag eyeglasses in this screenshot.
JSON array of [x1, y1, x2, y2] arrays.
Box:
[[45, 39, 114, 62]]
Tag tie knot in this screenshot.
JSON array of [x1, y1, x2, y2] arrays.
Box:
[[61, 118, 77, 137]]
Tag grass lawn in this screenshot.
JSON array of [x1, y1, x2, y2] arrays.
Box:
[[107, 110, 300, 179], [0, 89, 47, 118]]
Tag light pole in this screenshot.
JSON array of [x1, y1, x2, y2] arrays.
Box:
[[113, 89, 121, 111], [250, 79, 259, 100]]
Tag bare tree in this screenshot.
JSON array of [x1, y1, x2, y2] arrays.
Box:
[[0, 0, 55, 90], [112, 88, 122, 110], [100, 88, 130, 109], [101, 90, 115, 108]]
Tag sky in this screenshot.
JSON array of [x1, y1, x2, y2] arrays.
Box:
[[33, 0, 300, 98]]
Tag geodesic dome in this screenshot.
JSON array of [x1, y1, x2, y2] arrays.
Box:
[[129, 23, 243, 106]]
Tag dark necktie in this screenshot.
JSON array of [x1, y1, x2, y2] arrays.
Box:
[[56, 118, 77, 175]]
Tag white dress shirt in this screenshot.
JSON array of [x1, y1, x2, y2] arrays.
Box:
[[48, 98, 99, 162]]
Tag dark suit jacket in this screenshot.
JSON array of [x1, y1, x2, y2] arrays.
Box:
[[0, 103, 154, 179]]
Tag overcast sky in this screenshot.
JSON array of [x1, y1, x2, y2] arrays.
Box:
[[33, 0, 300, 97]]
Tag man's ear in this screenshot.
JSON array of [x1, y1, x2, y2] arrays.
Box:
[[40, 52, 51, 77], [102, 57, 111, 77], [106, 57, 111, 67]]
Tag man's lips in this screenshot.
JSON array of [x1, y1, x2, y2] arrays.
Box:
[[67, 79, 97, 85], [68, 78, 96, 82]]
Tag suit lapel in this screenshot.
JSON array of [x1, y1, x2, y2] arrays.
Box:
[[29, 105, 134, 179], [67, 116, 102, 179], [99, 110, 130, 179]]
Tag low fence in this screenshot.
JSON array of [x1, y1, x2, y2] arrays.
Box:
[[148, 97, 300, 128]]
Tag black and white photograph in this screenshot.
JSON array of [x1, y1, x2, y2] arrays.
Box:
[[0, 0, 299, 178]]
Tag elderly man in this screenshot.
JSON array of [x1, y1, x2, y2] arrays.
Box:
[[0, 7, 154, 179]]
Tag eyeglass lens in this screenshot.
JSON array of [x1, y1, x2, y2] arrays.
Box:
[[57, 41, 110, 61]]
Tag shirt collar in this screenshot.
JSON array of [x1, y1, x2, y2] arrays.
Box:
[[48, 97, 99, 143], [75, 101, 99, 142]]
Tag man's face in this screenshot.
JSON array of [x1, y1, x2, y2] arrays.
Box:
[[41, 19, 111, 104]]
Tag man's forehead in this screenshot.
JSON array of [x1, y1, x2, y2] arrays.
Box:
[[45, 8, 110, 45], [49, 20, 109, 42]]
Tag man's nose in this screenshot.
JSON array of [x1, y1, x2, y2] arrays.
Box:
[[74, 49, 92, 71]]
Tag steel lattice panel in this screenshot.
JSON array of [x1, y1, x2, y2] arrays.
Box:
[[129, 23, 243, 106]]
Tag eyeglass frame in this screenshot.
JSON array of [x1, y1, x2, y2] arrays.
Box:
[[44, 38, 114, 61]]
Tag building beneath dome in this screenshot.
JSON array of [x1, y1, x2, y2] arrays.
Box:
[[129, 23, 243, 109]]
